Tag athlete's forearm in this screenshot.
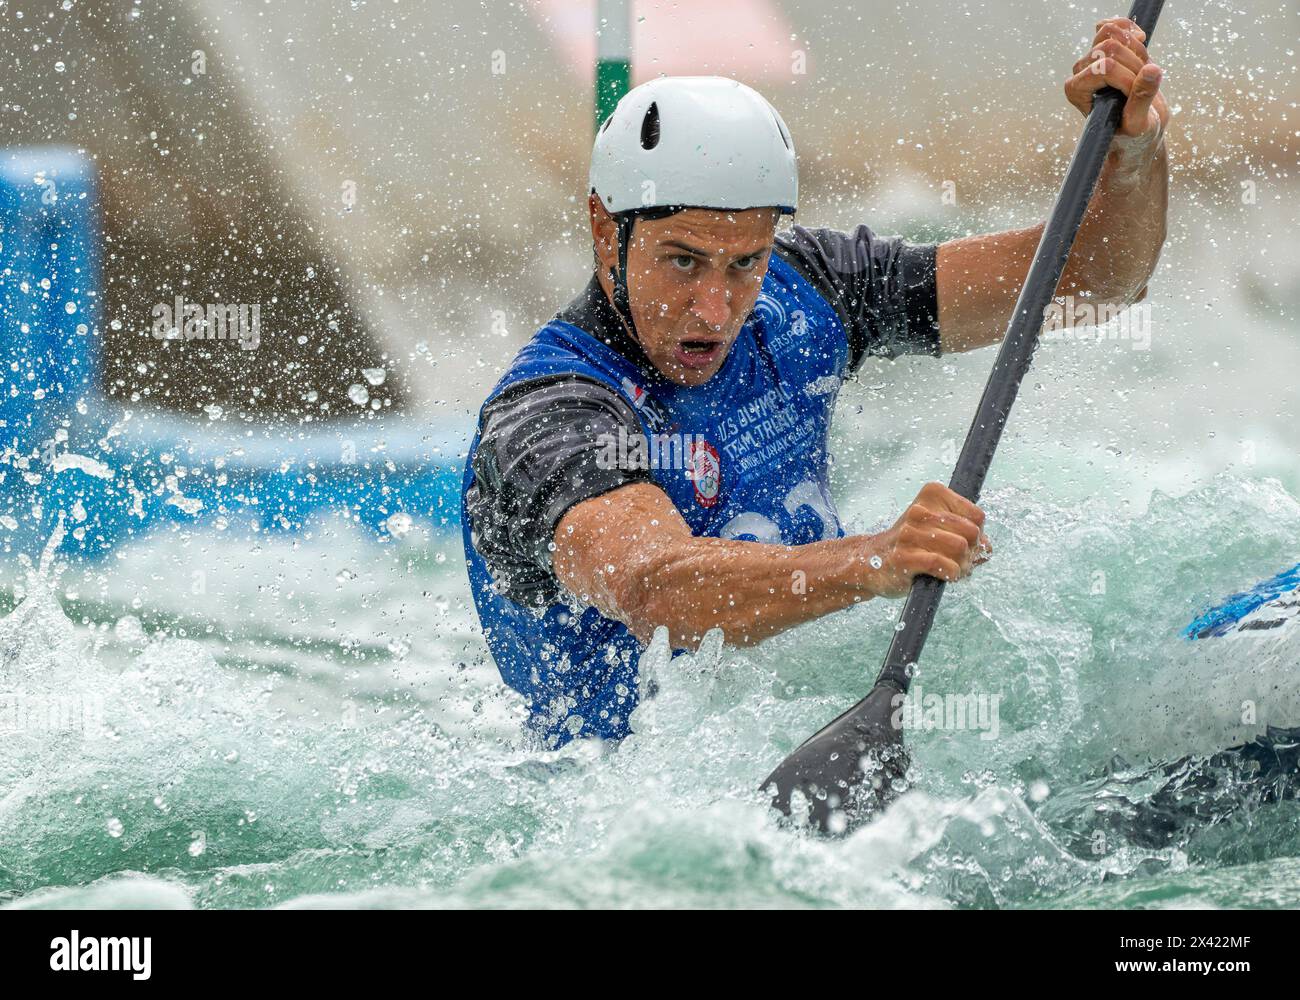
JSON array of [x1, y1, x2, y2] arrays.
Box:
[[554, 484, 877, 648], [938, 21, 1169, 355], [936, 138, 1167, 355], [555, 481, 987, 653], [1060, 132, 1168, 303], [613, 533, 880, 648], [1061, 21, 1170, 308]]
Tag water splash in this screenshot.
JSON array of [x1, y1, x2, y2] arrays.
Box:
[[3, 480, 1300, 909]]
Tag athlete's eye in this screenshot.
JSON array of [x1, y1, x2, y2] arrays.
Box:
[[669, 254, 697, 272], [732, 254, 762, 271]]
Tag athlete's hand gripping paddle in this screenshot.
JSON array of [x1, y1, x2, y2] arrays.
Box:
[[760, 0, 1168, 834]]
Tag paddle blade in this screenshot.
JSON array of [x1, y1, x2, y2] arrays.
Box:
[[761, 680, 910, 834]]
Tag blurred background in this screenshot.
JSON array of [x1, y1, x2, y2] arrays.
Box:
[[3, 0, 1295, 421], [3, 0, 1300, 911]]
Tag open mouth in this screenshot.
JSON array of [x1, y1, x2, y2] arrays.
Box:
[[673, 337, 725, 370]]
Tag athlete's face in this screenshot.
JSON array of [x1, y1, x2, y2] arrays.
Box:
[[591, 199, 778, 387]]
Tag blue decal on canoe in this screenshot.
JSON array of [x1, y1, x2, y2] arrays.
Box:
[[1184, 562, 1300, 640]]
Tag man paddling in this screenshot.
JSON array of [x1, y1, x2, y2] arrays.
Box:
[[462, 18, 1169, 748]]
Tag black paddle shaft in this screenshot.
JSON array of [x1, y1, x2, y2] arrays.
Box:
[[763, 0, 1166, 828], [879, 0, 1165, 695]]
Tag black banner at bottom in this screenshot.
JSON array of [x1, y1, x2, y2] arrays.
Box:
[[0, 908, 1287, 985]]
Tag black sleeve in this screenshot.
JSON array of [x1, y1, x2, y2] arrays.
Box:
[[465, 374, 650, 608], [773, 223, 941, 370]]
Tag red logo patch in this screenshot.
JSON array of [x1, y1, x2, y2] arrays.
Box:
[[688, 439, 722, 508]]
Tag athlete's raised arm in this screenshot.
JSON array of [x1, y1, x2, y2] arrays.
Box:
[[553, 480, 990, 650], [936, 16, 1169, 354]]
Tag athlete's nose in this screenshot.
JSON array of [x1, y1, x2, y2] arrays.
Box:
[[691, 278, 731, 331]]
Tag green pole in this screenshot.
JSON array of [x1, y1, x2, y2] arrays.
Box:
[[595, 0, 631, 133]]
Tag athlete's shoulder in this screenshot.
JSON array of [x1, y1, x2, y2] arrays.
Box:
[[485, 280, 635, 405], [464, 284, 651, 610], [771, 222, 891, 289], [510, 321, 599, 372], [768, 222, 883, 329], [772, 221, 941, 365], [772, 221, 854, 264]]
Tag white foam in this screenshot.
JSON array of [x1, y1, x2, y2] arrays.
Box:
[[51, 452, 114, 480]]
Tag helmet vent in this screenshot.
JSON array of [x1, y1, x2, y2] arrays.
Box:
[[639, 102, 661, 150], [769, 108, 791, 150], [599, 113, 613, 133]]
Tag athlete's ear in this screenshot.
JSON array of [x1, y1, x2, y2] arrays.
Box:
[[589, 193, 618, 273]]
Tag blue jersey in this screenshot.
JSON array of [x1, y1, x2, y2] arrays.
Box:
[[461, 224, 940, 747]]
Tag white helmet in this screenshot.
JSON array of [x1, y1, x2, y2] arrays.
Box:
[[590, 76, 798, 216]]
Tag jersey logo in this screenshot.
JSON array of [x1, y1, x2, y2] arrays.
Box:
[[751, 291, 789, 333], [688, 439, 722, 508], [620, 375, 646, 406], [619, 376, 670, 433]]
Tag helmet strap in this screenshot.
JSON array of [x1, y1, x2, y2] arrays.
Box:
[[609, 213, 639, 342]]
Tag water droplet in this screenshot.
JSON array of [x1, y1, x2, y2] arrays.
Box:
[[106, 817, 124, 838], [114, 615, 146, 645]]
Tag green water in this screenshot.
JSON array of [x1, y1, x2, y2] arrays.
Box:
[[2, 463, 1299, 909], [3, 196, 1300, 909]]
